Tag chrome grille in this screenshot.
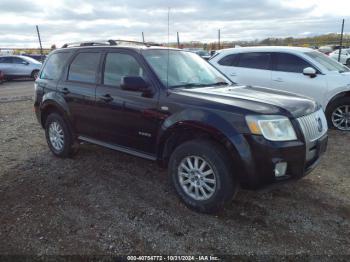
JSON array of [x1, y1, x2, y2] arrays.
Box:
[[297, 109, 328, 142]]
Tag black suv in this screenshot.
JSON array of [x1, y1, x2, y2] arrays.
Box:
[[34, 40, 328, 213]]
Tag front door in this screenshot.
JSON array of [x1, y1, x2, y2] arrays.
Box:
[[94, 51, 160, 155], [270, 52, 327, 104]]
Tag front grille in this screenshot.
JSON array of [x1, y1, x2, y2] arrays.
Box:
[[297, 109, 328, 142]]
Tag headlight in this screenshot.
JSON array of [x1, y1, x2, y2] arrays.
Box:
[[246, 115, 297, 141]]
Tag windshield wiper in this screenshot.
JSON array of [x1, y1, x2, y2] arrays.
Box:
[[209, 81, 230, 86], [170, 83, 208, 89]]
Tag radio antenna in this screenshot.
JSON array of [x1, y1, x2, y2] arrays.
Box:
[[166, 7, 170, 89]]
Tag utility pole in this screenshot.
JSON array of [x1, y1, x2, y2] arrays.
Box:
[[35, 25, 43, 62], [142, 32, 145, 43], [177, 32, 180, 48], [218, 29, 221, 50], [338, 19, 345, 62]]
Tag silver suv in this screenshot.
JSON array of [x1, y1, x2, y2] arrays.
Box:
[[0, 55, 42, 80]]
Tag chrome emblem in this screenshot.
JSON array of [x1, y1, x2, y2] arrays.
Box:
[[316, 117, 323, 132]]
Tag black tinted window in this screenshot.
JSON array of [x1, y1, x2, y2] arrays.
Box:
[[68, 52, 100, 83], [0, 57, 13, 63], [40, 52, 70, 80], [218, 54, 239, 66], [237, 52, 271, 70], [104, 53, 144, 86], [274, 53, 312, 73]]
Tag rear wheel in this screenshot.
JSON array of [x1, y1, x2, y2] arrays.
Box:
[[45, 113, 75, 157], [169, 139, 237, 213], [326, 97, 350, 131]]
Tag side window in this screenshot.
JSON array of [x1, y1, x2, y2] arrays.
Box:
[[218, 54, 239, 66], [40, 52, 70, 80], [237, 52, 271, 70], [274, 53, 312, 73], [103, 53, 144, 86], [0, 57, 13, 63], [68, 52, 100, 83], [12, 57, 25, 64]]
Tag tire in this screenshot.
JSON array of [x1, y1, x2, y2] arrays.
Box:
[[346, 59, 350, 67], [31, 70, 39, 80], [45, 113, 75, 157], [168, 139, 237, 213], [326, 97, 350, 131]]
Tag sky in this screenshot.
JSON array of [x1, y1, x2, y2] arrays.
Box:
[[0, 0, 349, 48]]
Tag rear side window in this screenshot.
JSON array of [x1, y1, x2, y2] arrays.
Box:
[[0, 57, 12, 63], [68, 52, 100, 83], [273, 53, 312, 73], [40, 52, 70, 80], [103, 53, 144, 86], [218, 54, 239, 66], [237, 52, 271, 70]]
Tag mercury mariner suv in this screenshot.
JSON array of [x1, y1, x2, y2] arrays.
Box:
[[34, 40, 328, 213]]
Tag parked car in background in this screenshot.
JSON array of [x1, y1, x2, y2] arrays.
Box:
[[22, 54, 46, 63], [318, 45, 334, 55], [0, 55, 42, 80], [0, 70, 4, 84], [34, 41, 328, 213], [210, 46, 350, 131], [184, 48, 211, 60], [329, 49, 350, 66]]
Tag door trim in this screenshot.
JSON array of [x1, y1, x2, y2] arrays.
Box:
[[78, 135, 157, 161]]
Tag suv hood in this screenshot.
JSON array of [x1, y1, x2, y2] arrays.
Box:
[[171, 85, 318, 118]]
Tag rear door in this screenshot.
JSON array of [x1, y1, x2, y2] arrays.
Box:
[[94, 50, 160, 154], [233, 52, 272, 87], [0, 57, 14, 75], [57, 51, 101, 137], [270, 52, 327, 103]]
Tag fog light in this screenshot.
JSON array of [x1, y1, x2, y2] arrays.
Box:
[[274, 162, 287, 177]]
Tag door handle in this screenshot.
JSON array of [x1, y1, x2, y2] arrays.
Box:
[[272, 78, 284, 82], [100, 94, 113, 103], [230, 73, 237, 76], [61, 88, 70, 95]]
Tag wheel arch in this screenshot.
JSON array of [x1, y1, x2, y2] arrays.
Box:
[[325, 91, 350, 113]]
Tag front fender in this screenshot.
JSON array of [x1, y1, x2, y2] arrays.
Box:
[[157, 108, 256, 185]]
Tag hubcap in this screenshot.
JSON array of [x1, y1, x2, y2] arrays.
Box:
[[49, 121, 64, 151], [178, 156, 216, 201], [332, 105, 350, 131]]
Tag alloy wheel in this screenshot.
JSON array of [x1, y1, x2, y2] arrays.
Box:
[[49, 121, 64, 151], [331, 105, 350, 131], [177, 156, 217, 201]]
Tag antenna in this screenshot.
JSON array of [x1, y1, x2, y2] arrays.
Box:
[[166, 7, 170, 89]]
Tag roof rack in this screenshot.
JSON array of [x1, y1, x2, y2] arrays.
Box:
[[61, 39, 161, 48]]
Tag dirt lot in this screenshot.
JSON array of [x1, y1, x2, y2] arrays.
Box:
[[0, 85, 349, 257]]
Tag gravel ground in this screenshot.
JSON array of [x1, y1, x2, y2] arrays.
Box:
[[0, 99, 349, 257]]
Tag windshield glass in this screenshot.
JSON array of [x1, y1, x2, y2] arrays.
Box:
[[142, 49, 231, 88], [305, 51, 349, 72]]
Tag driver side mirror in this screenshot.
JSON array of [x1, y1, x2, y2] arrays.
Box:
[[303, 67, 317, 78], [121, 76, 151, 93], [21, 61, 29, 65]]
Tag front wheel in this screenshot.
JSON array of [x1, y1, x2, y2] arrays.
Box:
[[31, 70, 39, 80], [169, 139, 237, 213], [327, 97, 350, 131]]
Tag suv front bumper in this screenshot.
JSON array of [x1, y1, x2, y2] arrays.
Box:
[[239, 133, 328, 189]]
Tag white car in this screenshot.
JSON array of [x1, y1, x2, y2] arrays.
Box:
[[329, 49, 350, 66], [209, 46, 350, 131], [0, 55, 42, 80]]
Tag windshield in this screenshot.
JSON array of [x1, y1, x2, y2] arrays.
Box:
[[305, 51, 349, 73], [142, 49, 231, 88]]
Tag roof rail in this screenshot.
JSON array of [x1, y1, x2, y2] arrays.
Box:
[[61, 39, 161, 48]]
